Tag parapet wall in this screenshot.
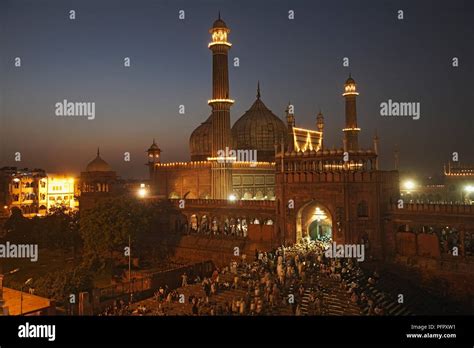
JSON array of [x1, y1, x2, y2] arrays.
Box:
[[169, 198, 276, 209], [389, 203, 474, 215], [279, 170, 398, 184]]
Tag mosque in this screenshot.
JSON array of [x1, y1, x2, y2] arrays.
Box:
[[74, 16, 473, 270], [146, 15, 325, 203], [140, 14, 400, 252]]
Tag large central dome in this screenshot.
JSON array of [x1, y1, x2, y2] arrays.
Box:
[[231, 84, 287, 162]]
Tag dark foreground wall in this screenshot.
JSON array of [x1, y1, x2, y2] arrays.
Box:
[[166, 235, 273, 268]]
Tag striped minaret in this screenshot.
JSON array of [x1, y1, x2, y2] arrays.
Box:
[[342, 74, 360, 152], [208, 14, 234, 199]]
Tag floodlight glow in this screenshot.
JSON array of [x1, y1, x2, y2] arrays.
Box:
[[465, 185, 474, 193], [403, 180, 416, 190]]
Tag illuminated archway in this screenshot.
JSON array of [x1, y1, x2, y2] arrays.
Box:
[[296, 201, 332, 243]]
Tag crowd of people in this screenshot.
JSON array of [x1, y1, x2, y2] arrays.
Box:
[[146, 241, 405, 315], [186, 215, 274, 238], [187, 215, 250, 237], [99, 239, 406, 316], [100, 298, 133, 316]]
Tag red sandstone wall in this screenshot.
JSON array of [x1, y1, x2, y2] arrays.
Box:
[[155, 166, 212, 199], [168, 235, 272, 268], [393, 232, 442, 259], [417, 234, 440, 258], [248, 224, 274, 243], [396, 232, 417, 256]]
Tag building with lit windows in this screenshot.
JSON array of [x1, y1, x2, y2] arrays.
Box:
[[46, 175, 78, 211], [444, 163, 474, 203], [0, 168, 79, 217], [0, 167, 48, 217], [398, 163, 474, 204]]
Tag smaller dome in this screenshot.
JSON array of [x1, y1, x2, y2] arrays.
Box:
[[345, 75, 355, 84], [86, 149, 112, 172], [148, 139, 160, 151], [212, 18, 227, 29], [212, 12, 228, 29]]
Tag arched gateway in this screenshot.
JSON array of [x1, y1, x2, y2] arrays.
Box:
[[296, 201, 333, 243]]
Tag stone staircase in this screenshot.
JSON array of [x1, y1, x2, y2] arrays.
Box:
[[343, 268, 412, 316], [319, 277, 361, 315]]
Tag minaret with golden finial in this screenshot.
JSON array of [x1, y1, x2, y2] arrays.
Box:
[[342, 74, 360, 152], [208, 13, 233, 199]]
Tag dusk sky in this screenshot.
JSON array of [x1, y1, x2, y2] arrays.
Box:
[[0, 0, 473, 179]]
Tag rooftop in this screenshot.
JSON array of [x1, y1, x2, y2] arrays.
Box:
[[2, 287, 54, 315]]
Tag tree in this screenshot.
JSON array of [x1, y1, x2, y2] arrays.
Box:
[[32, 265, 93, 304], [42, 207, 81, 251], [79, 197, 155, 263], [3, 207, 30, 243], [3, 206, 81, 252]]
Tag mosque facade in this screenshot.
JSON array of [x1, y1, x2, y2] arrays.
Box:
[[144, 15, 401, 256]]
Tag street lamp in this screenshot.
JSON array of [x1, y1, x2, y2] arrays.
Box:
[[138, 183, 148, 198], [6, 268, 20, 276], [20, 278, 33, 315]]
